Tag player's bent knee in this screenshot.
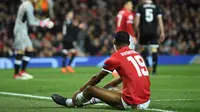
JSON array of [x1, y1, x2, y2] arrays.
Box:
[[26, 47, 34, 52], [16, 50, 25, 54], [83, 86, 96, 98], [85, 85, 94, 92]]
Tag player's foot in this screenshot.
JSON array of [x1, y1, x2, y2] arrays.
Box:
[[152, 71, 157, 75], [112, 70, 119, 78], [13, 74, 30, 80], [20, 71, 34, 79], [61, 67, 67, 73], [66, 66, 75, 73], [51, 94, 67, 107]]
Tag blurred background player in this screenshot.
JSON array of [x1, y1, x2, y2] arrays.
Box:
[[113, 0, 137, 77], [51, 31, 150, 110], [135, 0, 165, 75], [13, 0, 54, 80], [61, 10, 79, 73], [116, 0, 137, 49]]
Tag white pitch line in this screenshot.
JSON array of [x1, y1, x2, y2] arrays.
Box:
[[146, 108, 176, 112], [0, 92, 178, 112], [0, 92, 52, 100]]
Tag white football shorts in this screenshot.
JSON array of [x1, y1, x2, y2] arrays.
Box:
[[121, 97, 150, 110]]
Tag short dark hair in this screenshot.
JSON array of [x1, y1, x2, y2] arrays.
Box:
[[114, 31, 130, 45], [124, 0, 132, 5]]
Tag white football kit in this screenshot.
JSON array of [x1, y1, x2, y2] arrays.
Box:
[[14, 1, 40, 50]]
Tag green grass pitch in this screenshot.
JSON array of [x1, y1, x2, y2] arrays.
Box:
[[0, 65, 200, 112]]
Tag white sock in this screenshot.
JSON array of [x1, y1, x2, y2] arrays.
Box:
[[147, 56, 153, 67], [66, 99, 73, 107], [84, 97, 102, 106], [75, 92, 88, 106]]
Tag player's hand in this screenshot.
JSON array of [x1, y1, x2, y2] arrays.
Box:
[[72, 90, 82, 105], [159, 32, 165, 43], [40, 18, 54, 29], [46, 20, 54, 29], [40, 18, 50, 27]]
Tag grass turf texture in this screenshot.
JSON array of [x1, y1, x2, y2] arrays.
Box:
[[0, 65, 200, 112]]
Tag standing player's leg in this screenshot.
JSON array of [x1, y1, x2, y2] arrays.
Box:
[[20, 36, 34, 79], [61, 49, 68, 73], [66, 49, 76, 73], [52, 86, 125, 109], [139, 36, 151, 70], [65, 43, 77, 73], [129, 36, 136, 50], [14, 50, 24, 79], [13, 33, 29, 80], [61, 42, 76, 73], [140, 46, 150, 67], [150, 37, 159, 75], [150, 45, 159, 75]]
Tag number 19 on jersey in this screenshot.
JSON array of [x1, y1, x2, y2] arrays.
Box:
[[127, 56, 149, 77]]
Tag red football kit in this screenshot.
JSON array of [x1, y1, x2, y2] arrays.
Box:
[[103, 47, 150, 105], [116, 8, 135, 37]]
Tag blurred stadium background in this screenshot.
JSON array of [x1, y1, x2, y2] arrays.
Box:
[[0, 0, 200, 57], [0, 0, 200, 68]]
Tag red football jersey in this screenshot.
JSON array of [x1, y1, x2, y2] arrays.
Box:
[[102, 47, 150, 105], [116, 8, 135, 37]]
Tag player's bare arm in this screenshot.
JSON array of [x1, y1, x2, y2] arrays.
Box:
[[26, 0, 54, 28], [72, 70, 109, 103], [103, 77, 122, 89], [158, 16, 165, 43], [134, 15, 140, 40]]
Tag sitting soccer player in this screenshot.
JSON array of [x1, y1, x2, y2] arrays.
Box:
[[52, 31, 151, 110]]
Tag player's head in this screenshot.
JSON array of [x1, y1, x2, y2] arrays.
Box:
[[66, 10, 74, 21], [142, 0, 153, 3], [113, 31, 130, 51], [21, 0, 28, 2], [124, 0, 133, 11]]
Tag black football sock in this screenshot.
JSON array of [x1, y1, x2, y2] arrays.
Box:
[[68, 54, 75, 66], [152, 52, 158, 74], [14, 54, 23, 75], [141, 47, 150, 68], [21, 51, 32, 71]]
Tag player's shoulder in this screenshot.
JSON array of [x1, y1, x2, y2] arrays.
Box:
[[155, 4, 162, 9], [109, 52, 119, 61], [118, 9, 125, 14], [104, 54, 120, 66], [136, 3, 145, 12], [109, 51, 121, 61], [138, 3, 145, 8]]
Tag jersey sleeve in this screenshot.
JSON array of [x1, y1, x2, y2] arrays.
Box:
[[136, 5, 142, 17], [102, 57, 120, 73], [26, 2, 40, 26], [156, 6, 163, 17]]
